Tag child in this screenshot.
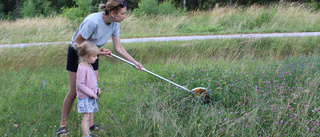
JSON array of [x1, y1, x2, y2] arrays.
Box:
[[74, 41, 101, 137]]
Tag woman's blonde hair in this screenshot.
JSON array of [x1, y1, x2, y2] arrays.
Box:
[[99, 0, 126, 15], [73, 41, 100, 62]]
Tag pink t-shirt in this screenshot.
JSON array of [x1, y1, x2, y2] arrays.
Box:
[[76, 64, 97, 98]]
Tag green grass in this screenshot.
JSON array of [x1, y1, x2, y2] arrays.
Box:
[[1, 36, 320, 136], [1, 2, 320, 136]]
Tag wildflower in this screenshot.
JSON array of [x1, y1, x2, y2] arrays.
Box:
[[13, 124, 18, 128]]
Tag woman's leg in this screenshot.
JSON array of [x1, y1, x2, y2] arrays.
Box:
[[60, 71, 77, 127], [81, 113, 92, 136]]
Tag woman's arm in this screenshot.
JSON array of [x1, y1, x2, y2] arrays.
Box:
[[74, 34, 86, 45], [75, 34, 112, 57], [112, 36, 144, 70]]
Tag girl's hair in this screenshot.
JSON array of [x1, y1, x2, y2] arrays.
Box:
[[99, 0, 126, 15], [73, 41, 100, 62]]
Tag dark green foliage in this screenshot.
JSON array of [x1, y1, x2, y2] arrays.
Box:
[[0, 2, 5, 19], [311, 0, 320, 10], [20, 0, 55, 18], [61, 0, 94, 22], [133, 0, 183, 17]]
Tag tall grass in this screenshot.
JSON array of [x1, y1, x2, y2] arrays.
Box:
[[1, 36, 319, 70], [1, 2, 320, 44], [122, 2, 320, 37], [0, 16, 74, 44], [1, 36, 320, 136]]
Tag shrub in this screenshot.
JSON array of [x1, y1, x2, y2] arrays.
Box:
[[311, 0, 320, 10], [134, 0, 183, 17], [20, 0, 55, 18], [0, 2, 5, 19], [61, 0, 94, 22]]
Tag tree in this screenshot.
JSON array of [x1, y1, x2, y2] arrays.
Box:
[[0, 2, 5, 19]]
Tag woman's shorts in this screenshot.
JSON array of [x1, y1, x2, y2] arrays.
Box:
[[66, 44, 99, 72], [77, 98, 99, 113]]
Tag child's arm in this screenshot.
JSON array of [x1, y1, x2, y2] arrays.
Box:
[[76, 67, 97, 98]]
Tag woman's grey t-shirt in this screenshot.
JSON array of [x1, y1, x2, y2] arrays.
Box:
[[71, 12, 120, 48]]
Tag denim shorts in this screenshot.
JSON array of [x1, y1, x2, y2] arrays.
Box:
[[66, 44, 99, 72]]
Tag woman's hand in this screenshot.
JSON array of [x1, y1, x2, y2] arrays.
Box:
[[100, 48, 113, 57], [133, 61, 144, 71]]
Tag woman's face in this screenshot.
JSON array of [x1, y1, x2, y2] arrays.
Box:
[[113, 7, 127, 23]]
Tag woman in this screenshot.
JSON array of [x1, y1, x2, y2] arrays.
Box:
[[56, 0, 144, 136]]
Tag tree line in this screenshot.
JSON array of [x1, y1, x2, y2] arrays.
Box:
[[1, 0, 319, 20]]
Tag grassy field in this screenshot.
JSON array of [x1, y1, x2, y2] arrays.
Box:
[[1, 36, 320, 136], [1, 2, 320, 137]]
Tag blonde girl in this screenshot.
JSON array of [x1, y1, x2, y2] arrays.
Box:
[[75, 41, 100, 137]]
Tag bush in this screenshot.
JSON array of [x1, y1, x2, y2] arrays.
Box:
[[20, 0, 55, 18], [134, 0, 183, 17], [0, 3, 5, 19], [311, 0, 320, 10], [61, 0, 94, 22], [158, 0, 177, 15]]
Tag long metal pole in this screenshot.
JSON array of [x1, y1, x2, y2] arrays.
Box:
[[110, 53, 191, 92]]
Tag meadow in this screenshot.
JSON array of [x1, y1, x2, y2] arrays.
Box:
[[1, 2, 320, 137]]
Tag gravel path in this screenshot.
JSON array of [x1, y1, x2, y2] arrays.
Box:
[[1, 32, 320, 48]]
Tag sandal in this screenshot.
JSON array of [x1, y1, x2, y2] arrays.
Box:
[[89, 124, 100, 131], [56, 127, 67, 136]]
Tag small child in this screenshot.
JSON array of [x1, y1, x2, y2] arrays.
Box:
[[74, 41, 101, 137]]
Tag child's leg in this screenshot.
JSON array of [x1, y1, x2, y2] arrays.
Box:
[[89, 112, 94, 127], [81, 113, 92, 136]]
